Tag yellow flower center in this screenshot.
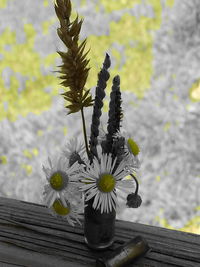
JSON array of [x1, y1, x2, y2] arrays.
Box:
[[127, 138, 140, 156], [50, 171, 67, 190], [52, 199, 70, 216], [98, 174, 116, 193]]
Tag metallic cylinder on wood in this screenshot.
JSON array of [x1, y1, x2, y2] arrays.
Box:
[[96, 236, 151, 267]]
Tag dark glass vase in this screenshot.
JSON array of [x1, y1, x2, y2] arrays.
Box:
[[84, 197, 116, 250]]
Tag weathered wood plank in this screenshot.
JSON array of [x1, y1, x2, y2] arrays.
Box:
[[115, 227, 200, 261], [0, 197, 200, 266], [116, 219, 200, 246], [0, 242, 87, 267]]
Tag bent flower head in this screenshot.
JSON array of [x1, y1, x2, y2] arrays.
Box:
[[49, 197, 82, 226]]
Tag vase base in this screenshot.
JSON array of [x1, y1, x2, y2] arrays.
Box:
[[84, 237, 114, 250]]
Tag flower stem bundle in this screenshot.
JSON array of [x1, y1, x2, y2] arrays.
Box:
[[41, 0, 142, 225]]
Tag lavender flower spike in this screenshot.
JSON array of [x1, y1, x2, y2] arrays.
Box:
[[105, 75, 123, 154], [89, 53, 111, 161]]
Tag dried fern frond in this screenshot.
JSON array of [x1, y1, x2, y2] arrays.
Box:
[[54, 0, 93, 115]]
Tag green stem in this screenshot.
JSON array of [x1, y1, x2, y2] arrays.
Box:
[[130, 173, 139, 195], [80, 107, 90, 159]]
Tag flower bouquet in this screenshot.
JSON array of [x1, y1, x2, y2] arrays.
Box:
[[41, 0, 142, 250]]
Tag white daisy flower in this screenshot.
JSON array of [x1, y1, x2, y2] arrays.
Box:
[[61, 137, 85, 166], [48, 197, 83, 226], [96, 126, 140, 172], [114, 129, 141, 170], [79, 153, 132, 214], [42, 154, 82, 209]]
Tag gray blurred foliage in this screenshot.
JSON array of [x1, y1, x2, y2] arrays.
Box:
[[0, 0, 199, 230]]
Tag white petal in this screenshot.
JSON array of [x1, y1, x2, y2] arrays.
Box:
[[81, 177, 96, 183], [60, 193, 67, 206], [113, 160, 126, 175], [93, 191, 100, 210], [92, 158, 100, 176], [67, 161, 79, 174], [105, 193, 109, 213], [42, 165, 51, 178], [44, 190, 54, 206], [105, 194, 109, 212], [47, 157, 52, 168], [80, 183, 96, 191], [117, 180, 135, 189], [57, 156, 63, 170], [109, 194, 116, 211], [101, 194, 105, 213], [115, 171, 129, 181], [105, 154, 110, 170], [81, 170, 98, 180], [106, 154, 112, 172], [100, 154, 106, 173], [96, 193, 102, 211], [115, 197, 120, 209], [43, 184, 51, 195], [107, 193, 112, 212], [49, 191, 57, 208], [86, 188, 98, 201], [110, 157, 117, 173], [111, 191, 117, 204], [104, 193, 108, 213]]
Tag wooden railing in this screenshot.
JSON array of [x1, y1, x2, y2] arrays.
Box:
[[0, 196, 199, 266]]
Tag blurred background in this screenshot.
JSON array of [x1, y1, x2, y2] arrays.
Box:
[[0, 0, 199, 234]]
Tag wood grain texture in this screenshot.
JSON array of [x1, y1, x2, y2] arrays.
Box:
[[0, 197, 199, 267]]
